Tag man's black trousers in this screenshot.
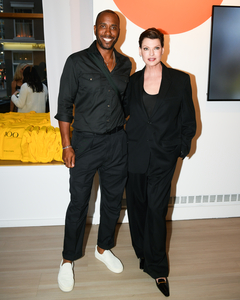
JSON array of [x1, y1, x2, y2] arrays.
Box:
[[62, 129, 127, 261]]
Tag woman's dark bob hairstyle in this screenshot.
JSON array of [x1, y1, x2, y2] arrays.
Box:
[[139, 28, 164, 48], [23, 66, 43, 93]]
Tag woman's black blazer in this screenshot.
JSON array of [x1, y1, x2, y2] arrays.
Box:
[[123, 62, 196, 174]]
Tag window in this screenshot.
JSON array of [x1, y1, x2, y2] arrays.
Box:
[[12, 51, 33, 74], [13, 8, 33, 38]]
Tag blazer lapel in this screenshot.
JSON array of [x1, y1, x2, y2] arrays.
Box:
[[150, 63, 171, 119], [159, 63, 171, 99], [135, 68, 150, 119]]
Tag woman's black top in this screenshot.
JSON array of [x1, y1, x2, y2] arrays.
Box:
[[142, 88, 158, 117]]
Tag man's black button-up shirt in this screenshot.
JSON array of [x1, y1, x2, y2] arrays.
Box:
[[55, 41, 132, 133]]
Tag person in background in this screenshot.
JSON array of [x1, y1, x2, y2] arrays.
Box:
[[55, 10, 131, 293], [10, 63, 28, 112], [124, 28, 196, 297], [11, 66, 48, 113]]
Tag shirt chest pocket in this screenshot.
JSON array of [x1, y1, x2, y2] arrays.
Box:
[[79, 73, 102, 90]]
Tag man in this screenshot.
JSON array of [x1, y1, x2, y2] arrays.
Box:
[[55, 10, 132, 292]]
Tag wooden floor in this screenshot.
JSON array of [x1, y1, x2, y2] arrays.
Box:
[[0, 218, 240, 299]]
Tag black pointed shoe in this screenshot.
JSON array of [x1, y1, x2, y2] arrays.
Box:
[[139, 258, 145, 270], [155, 278, 170, 297]]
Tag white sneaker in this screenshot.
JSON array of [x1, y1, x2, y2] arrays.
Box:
[[95, 245, 123, 273], [58, 260, 74, 292]]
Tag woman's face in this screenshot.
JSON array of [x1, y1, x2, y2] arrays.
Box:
[[139, 38, 164, 67]]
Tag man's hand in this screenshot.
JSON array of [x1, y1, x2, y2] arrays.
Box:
[[58, 120, 75, 168], [63, 147, 75, 168]]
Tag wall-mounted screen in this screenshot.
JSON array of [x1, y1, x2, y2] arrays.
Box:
[[207, 6, 240, 101]]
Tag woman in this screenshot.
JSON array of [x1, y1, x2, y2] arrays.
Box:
[[11, 66, 48, 113], [124, 28, 196, 297], [10, 63, 28, 111]]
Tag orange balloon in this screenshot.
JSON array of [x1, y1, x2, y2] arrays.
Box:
[[114, 0, 223, 34]]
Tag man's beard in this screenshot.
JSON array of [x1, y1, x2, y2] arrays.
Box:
[[96, 29, 119, 50]]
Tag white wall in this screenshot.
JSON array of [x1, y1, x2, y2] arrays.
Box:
[[1, 0, 240, 228], [0, 165, 70, 227], [94, 0, 240, 196], [92, 0, 240, 215]]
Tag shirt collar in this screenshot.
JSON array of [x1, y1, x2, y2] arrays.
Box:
[[88, 40, 119, 63]]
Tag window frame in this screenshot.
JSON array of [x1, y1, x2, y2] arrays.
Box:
[[13, 7, 34, 39]]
